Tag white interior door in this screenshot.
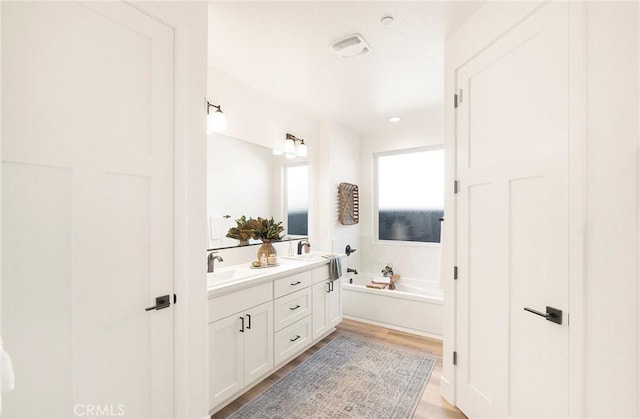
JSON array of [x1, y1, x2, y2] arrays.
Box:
[[455, 2, 569, 417], [2, 2, 174, 417]]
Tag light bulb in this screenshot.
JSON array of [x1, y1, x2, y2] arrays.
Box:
[[296, 141, 308, 157], [208, 110, 227, 133], [284, 137, 295, 153]]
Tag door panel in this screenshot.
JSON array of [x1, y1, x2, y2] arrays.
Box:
[[455, 2, 569, 417], [2, 2, 174, 417]]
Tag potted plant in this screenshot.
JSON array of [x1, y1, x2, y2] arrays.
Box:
[[247, 217, 285, 261], [225, 215, 254, 245]]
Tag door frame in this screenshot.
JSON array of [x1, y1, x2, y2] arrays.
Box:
[[131, 3, 209, 418], [441, 1, 587, 416]]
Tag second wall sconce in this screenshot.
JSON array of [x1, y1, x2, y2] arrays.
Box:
[[207, 101, 227, 134], [282, 133, 307, 158]]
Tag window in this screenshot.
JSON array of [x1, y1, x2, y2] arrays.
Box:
[[284, 164, 308, 236], [375, 147, 444, 243]]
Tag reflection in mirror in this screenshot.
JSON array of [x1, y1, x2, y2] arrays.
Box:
[[285, 164, 308, 236], [207, 133, 308, 250]]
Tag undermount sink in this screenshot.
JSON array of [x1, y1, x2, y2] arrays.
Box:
[[281, 252, 330, 262], [207, 268, 253, 285]]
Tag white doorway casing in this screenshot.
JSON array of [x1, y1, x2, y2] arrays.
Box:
[[443, 1, 639, 417]]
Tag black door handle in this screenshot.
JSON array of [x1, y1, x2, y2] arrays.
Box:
[[145, 295, 170, 311], [290, 281, 301, 286], [290, 335, 301, 342], [239, 316, 245, 332], [289, 305, 301, 311], [524, 306, 563, 325], [246, 314, 251, 329]]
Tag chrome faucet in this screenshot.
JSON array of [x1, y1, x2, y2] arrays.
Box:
[[347, 268, 358, 275], [208, 252, 224, 273]]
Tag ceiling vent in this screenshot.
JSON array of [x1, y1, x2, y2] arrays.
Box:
[[330, 33, 371, 58]]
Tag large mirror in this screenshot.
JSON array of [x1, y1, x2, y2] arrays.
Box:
[[207, 133, 308, 250]]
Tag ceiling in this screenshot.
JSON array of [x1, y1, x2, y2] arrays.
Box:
[[208, 2, 483, 137]]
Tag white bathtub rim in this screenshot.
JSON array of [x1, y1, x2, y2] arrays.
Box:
[[343, 315, 443, 341], [341, 281, 443, 305]]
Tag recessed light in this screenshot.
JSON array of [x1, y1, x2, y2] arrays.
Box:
[[389, 116, 401, 122], [381, 16, 394, 26]]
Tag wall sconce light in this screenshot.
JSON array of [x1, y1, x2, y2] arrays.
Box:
[[207, 101, 227, 133], [281, 133, 307, 158]]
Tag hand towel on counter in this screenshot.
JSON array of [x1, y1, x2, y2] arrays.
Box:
[[0, 337, 15, 415], [328, 255, 342, 281]]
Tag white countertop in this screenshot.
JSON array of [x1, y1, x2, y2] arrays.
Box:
[[207, 253, 343, 297]]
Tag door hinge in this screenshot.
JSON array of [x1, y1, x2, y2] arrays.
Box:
[[454, 266, 458, 280], [453, 351, 458, 365], [454, 180, 460, 194], [454, 89, 463, 109]]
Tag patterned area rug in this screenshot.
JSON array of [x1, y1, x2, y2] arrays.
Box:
[[229, 334, 437, 419]]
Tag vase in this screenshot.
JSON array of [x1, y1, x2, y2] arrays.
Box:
[[239, 240, 249, 246], [257, 240, 276, 262]]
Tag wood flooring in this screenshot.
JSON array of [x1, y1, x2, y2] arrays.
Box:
[[212, 319, 466, 419]]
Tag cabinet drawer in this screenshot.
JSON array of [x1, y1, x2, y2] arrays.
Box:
[[274, 287, 311, 331], [312, 265, 330, 284], [209, 282, 272, 323], [274, 270, 312, 298], [274, 316, 311, 366]]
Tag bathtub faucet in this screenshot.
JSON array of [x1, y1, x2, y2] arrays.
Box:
[[347, 268, 358, 275]]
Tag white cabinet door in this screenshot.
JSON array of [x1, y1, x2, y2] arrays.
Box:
[[209, 315, 244, 409], [328, 280, 342, 328], [312, 280, 341, 339], [312, 281, 329, 339], [243, 302, 273, 386], [2, 2, 174, 417]]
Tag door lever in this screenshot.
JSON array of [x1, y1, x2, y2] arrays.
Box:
[[145, 295, 171, 311], [524, 306, 563, 325]]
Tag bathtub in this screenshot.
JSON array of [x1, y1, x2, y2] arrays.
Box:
[[341, 274, 443, 339]]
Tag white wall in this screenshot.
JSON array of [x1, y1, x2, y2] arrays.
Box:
[[359, 113, 443, 281], [442, 1, 640, 416], [317, 121, 361, 266]]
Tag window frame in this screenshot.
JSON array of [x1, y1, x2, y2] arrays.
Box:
[[373, 145, 444, 247]]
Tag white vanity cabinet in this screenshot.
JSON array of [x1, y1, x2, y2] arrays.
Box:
[[208, 284, 273, 409], [311, 266, 342, 340], [208, 259, 343, 414]]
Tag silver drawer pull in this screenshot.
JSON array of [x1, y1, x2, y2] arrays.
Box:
[[290, 335, 301, 342], [290, 281, 301, 286], [289, 304, 301, 311]]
